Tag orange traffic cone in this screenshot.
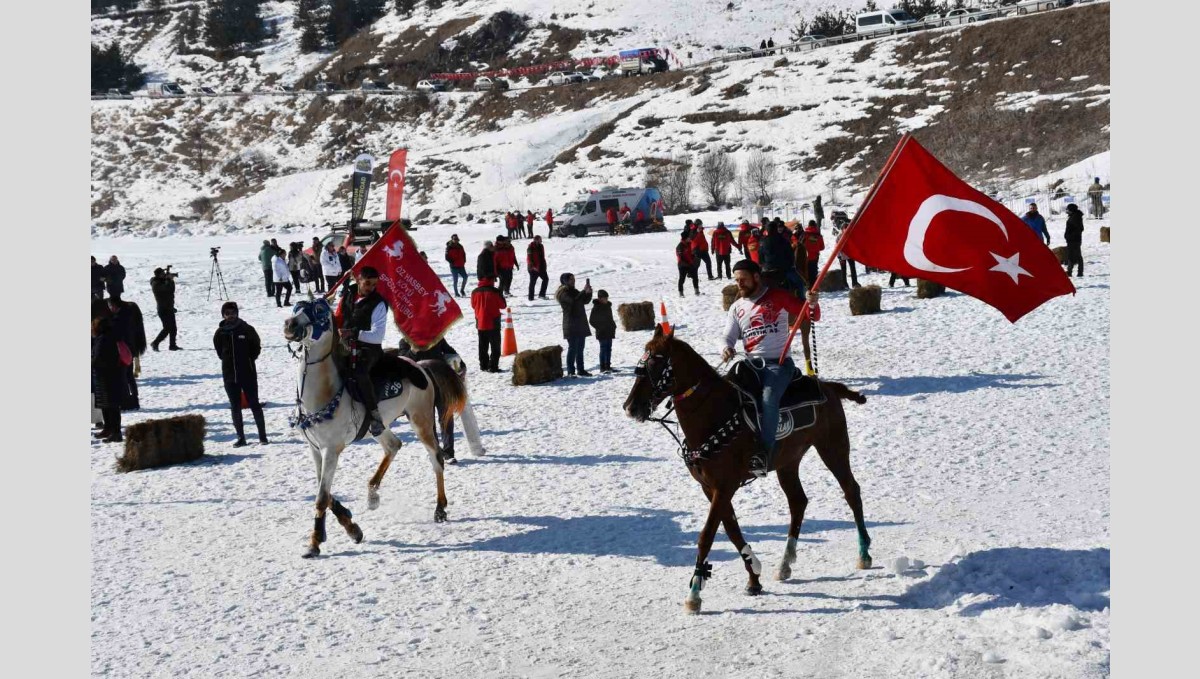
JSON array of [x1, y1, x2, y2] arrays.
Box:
[[501, 308, 519, 357], [659, 300, 672, 334]]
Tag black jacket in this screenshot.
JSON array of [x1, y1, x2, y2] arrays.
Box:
[[477, 248, 496, 280], [213, 318, 261, 385], [813, 196, 824, 221], [92, 328, 128, 408], [343, 289, 386, 335], [759, 230, 795, 271], [1064, 209, 1084, 245], [556, 284, 592, 339], [104, 263, 126, 297], [110, 300, 147, 356], [589, 299, 617, 341], [91, 263, 106, 293], [150, 275, 176, 311]]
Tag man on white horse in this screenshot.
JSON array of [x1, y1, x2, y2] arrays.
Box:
[[339, 266, 389, 436]]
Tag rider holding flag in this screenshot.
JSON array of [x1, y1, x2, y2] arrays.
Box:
[[339, 267, 389, 436]]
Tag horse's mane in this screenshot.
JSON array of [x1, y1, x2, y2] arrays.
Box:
[[650, 334, 724, 385]]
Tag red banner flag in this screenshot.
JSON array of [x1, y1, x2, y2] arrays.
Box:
[[385, 149, 407, 222], [840, 134, 1075, 322], [335, 221, 462, 349]]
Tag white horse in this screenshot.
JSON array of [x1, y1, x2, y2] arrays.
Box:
[[284, 298, 468, 558]]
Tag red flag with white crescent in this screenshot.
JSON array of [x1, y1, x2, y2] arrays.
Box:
[[840, 134, 1075, 322], [385, 149, 407, 222], [333, 221, 461, 349]]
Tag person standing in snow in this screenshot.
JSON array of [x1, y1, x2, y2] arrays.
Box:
[[545, 208, 554, 238], [676, 231, 700, 296], [812, 194, 825, 229], [272, 247, 292, 308], [710, 221, 736, 279], [526, 210, 536, 239], [445, 234, 468, 297], [287, 243, 304, 290], [213, 301, 268, 447], [149, 267, 181, 351], [258, 240, 276, 297], [104, 256, 126, 300], [309, 238, 326, 292], [470, 277, 506, 373], [589, 289, 618, 374], [92, 256, 107, 300], [477, 240, 497, 281], [556, 273, 593, 377], [1064, 203, 1085, 277], [320, 241, 343, 292], [493, 236, 519, 296], [799, 220, 825, 290], [605, 205, 619, 236], [108, 295, 146, 410], [691, 221, 714, 280], [1021, 203, 1051, 246], [1087, 178, 1105, 219], [526, 235, 549, 300]]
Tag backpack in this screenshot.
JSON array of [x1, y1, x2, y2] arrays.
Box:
[[117, 340, 133, 367]]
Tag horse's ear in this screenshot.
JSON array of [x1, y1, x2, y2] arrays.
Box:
[[652, 324, 664, 340]]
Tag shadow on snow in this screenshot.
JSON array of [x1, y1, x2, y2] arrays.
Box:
[[842, 372, 1059, 397]]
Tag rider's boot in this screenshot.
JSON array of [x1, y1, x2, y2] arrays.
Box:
[[750, 439, 773, 479]]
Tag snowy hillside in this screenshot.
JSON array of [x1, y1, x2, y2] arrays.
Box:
[[91, 1, 1110, 232], [90, 211, 1110, 676]]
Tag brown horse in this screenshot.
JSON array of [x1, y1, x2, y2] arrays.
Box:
[[623, 326, 871, 613]]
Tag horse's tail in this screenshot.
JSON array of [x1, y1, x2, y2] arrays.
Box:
[[822, 380, 867, 405], [421, 359, 468, 429]]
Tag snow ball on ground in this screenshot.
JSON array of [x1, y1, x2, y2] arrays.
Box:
[[910, 559, 926, 570], [982, 650, 1005, 664], [1032, 627, 1053, 640], [1053, 613, 1086, 632], [888, 556, 910, 575], [883, 629, 900, 641]]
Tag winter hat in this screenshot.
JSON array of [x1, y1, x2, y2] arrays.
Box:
[[733, 259, 762, 274], [560, 272, 573, 285], [154, 267, 165, 276], [1067, 203, 1080, 212], [1095, 177, 1100, 183], [221, 301, 238, 315], [597, 289, 609, 300], [681, 231, 691, 240]]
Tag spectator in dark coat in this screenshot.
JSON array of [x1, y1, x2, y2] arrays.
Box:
[[103, 256, 126, 300], [477, 241, 497, 281], [589, 290, 618, 374], [470, 277, 507, 373], [1064, 203, 1085, 277], [812, 195, 825, 228], [91, 256, 107, 300], [337, 246, 354, 274], [259, 240, 276, 297], [398, 337, 464, 461], [108, 296, 146, 410], [310, 238, 326, 292], [92, 314, 129, 442], [556, 273, 593, 377], [213, 301, 267, 447], [1021, 203, 1051, 246], [526, 236, 549, 300], [150, 267, 180, 351]]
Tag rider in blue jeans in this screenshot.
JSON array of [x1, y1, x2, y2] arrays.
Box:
[[722, 259, 813, 477]]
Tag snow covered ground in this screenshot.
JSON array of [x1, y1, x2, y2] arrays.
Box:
[[90, 214, 1110, 677]]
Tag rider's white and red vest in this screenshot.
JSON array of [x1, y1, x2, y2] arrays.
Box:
[[722, 287, 806, 359]]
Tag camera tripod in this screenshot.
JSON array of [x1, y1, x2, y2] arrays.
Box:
[[208, 252, 230, 300]]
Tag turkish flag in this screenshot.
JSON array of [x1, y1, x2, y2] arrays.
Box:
[[385, 149, 407, 222], [841, 134, 1075, 322], [333, 221, 462, 349]]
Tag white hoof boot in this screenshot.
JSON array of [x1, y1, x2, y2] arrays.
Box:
[[683, 590, 702, 614]]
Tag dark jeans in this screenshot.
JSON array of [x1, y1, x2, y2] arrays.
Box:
[[325, 275, 341, 292], [840, 258, 859, 287], [223, 379, 266, 442], [677, 265, 699, 295], [1066, 242, 1084, 276], [262, 267, 274, 296], [122, 364, 139, 410], [102, 406, 122, 438], [498, 268, 514, 295], [696, 251, 713, 278], [290, 270, 301, 288], [598, 339, 613, 368], [566, 336, 586, 374], [715, 253, 732, 278], [806, 261, 819, 289], [478, 327, 501, 371], [274, 281, 292, 307], [528, 269, 549, 299], [153, 307, 177, 348], [313, 270, 325, 292], [353, 343, 384, 414], [451, 266, 468, 296]]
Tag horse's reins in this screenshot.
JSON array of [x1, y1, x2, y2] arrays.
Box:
[[644, 354, 735, 463]]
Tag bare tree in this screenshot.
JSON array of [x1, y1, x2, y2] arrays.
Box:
[[183, 122, 218, 174], [644, 154, 693, 214], [697, 151, 736, 207], [742, 150, 778, 204]]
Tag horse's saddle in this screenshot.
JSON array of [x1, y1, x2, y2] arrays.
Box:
[[341, 351, 429, 404], [727, 358, 826, 441]]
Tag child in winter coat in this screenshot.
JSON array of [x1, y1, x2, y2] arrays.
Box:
[[589, 290, 618, 374]]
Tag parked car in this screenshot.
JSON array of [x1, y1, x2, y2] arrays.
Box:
[[723, 46, 756, 60], [106, 88, 132, 99], [547, 71, 584, 86], [473, 76, 509, 91], [146, 82, 185, 97], [415, 79, 449, 93], [798, 34, 828, 43], [854, 9, 919, 37], [312, 82, 340, 93], [359, 80, 390, 91], [197, 86, 217, 96], [1014, 0, 1060, 15], [268, 84, 295, 93], [920, 12, 944, 26], [575, 70, 601, 82]]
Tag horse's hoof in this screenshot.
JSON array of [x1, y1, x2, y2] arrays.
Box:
[[446, 457, 458, 466], [434, 507, 447, 523], [349, 523, 364, 544], [745, 583, 764, 596], [857, 556, 873, 570], [367, 493, 380, 511], [683, 597, 702, 614], [301, 545, 320, 559], [775, 565, 792, 581]]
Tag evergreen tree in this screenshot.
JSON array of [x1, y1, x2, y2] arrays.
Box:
[[297, 0, 325, 52], [205, 0, 266, 52], [325, 0, 356, 46], [91, 43, 145, 91], [394, 0, 416, 17]]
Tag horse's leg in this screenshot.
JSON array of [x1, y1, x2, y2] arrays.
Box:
[[302, 446, 325, 558], [329, 496, 364, 543], [775, 462, 809, 581], [408, 406, 449, 523], [366, 428, 403, 510], [699, 484, 763, 595], [685, 485, 735, 614], [814, 426, 872, 569]]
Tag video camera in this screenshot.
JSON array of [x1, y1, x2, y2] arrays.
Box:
[[159, 265, 179, 278], [210, 247, 220, 260]]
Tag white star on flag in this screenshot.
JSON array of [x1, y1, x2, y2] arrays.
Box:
[[988, 251, 1032, 284]]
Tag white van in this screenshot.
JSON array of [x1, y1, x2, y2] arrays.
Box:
[[854, 9, 918, 38], [146, 82, 185, 97]]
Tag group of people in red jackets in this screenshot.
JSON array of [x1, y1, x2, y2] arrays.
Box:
[[674, 217, 827, 297]]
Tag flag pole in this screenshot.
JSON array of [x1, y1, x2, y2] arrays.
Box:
[[777, 133, 914, 365]]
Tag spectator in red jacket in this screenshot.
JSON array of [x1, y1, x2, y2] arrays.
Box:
[[605, 206, 618, 235], [744, 228, 762, 264], [493, 236, 519, 296], [737, 220, 753, 251], [710, 222, 736, 279], [470, 277, 507, 373], [634, 208, 646, 231], [444, 234, 468, 297], [526, 236, 549, 300], [526, 210, 535, 239], [800, 220, 825, 287], [676, 231, 699, 296], [545, 208, 554, 238], [691, 221, 714, 280]]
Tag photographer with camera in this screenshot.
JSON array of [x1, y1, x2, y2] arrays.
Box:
[[149, 266, 181, 351], [258, 240, 275, 298]]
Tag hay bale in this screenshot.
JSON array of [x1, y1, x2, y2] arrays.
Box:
[[617, 301, 656, 331], [512, 345, 564, 386], [722, 284, 740, 311], [848, 285, 882, 316], [1051, 246, 1069, 265], [117, 414, 206, 472], [819, 269, 847, 292], [916, 279, 945, 299], [1100, 226, 1110, 243]]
